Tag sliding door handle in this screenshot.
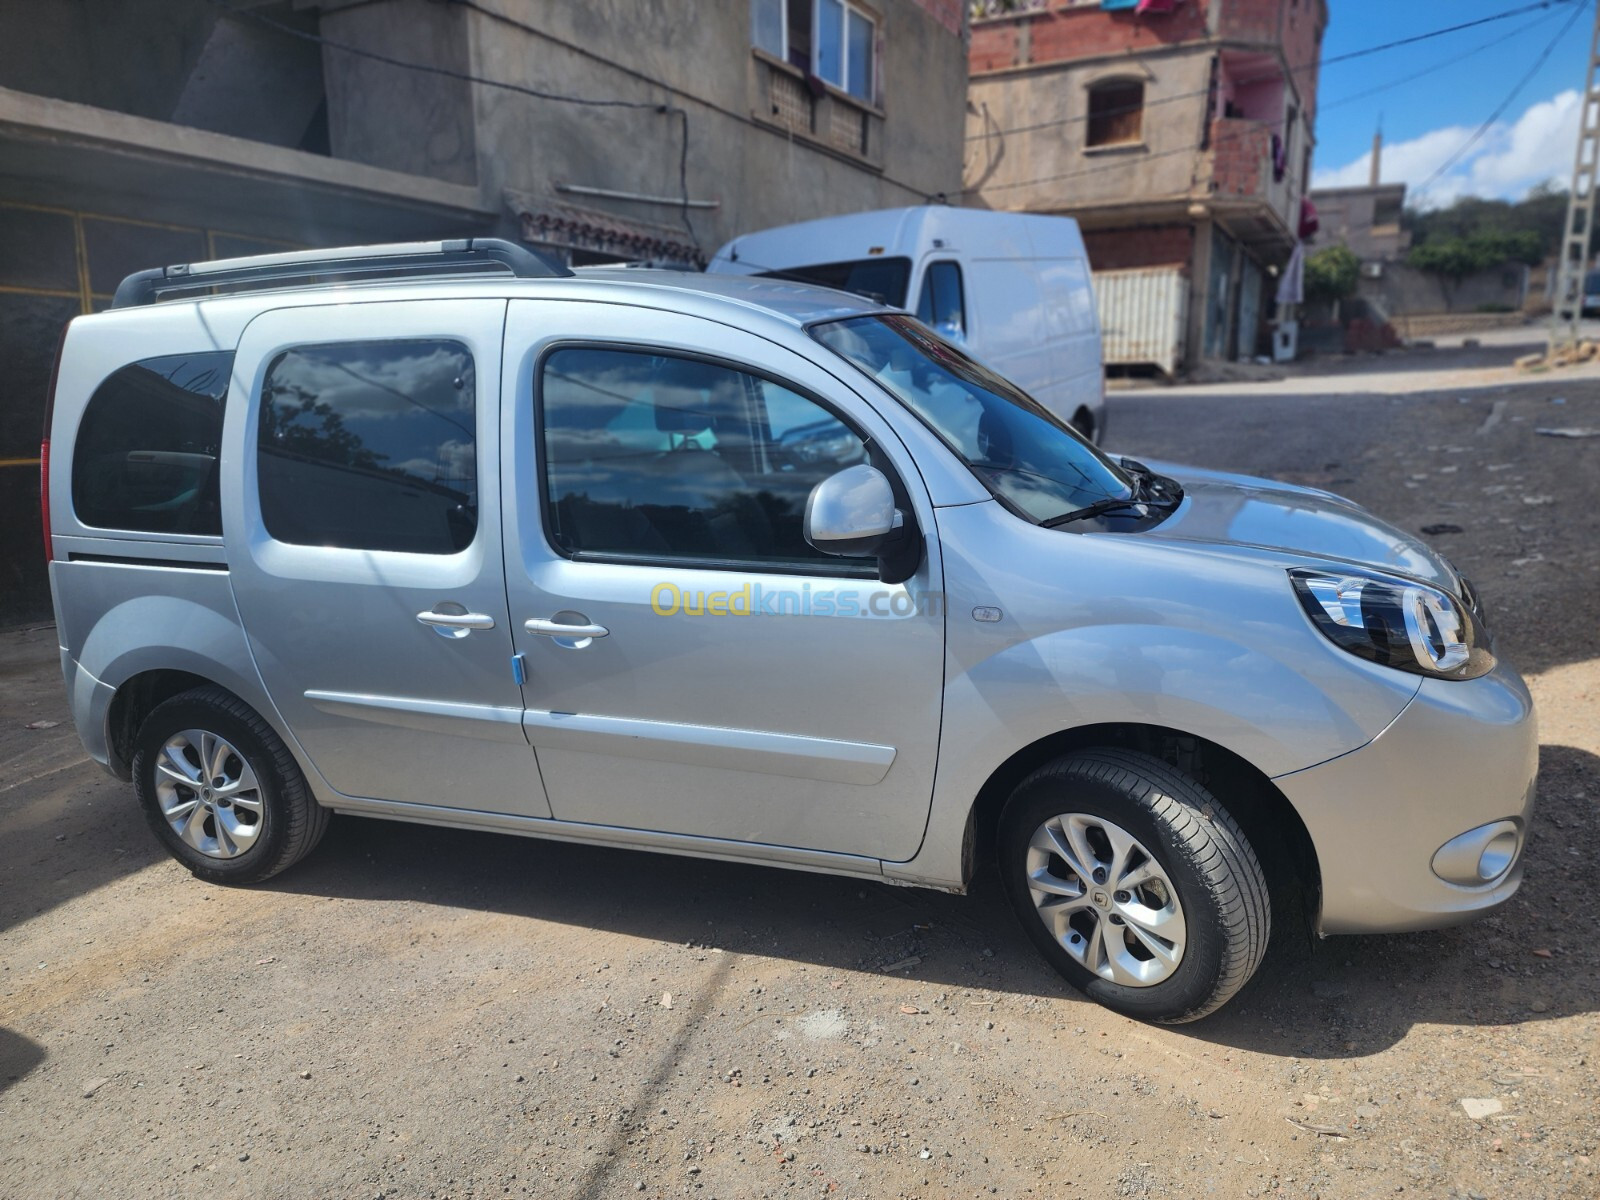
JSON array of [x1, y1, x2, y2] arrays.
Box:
[[525, 617, 609, 639], [417, 609, 496, 634]]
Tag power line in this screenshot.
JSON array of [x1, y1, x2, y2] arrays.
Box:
[[1321, 0, 1575, 65], [962, 0, 1579, 144], [1319, 6, 1567, 113], [1412, 0, 1587, 198], [205, 0, 702, 253], [966, 117, 1269, 195]]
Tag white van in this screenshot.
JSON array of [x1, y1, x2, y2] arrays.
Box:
[[709, 206, 1107, 441]]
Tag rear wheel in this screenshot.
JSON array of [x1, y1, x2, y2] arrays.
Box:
[[999, 748, 1269, 1022], [132, 687, 328, 884]]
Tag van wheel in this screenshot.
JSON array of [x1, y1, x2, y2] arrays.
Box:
[[998, 749, 1269, 1023], [132, 687, 329, 885]]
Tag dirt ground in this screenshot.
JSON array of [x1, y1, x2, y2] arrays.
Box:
[[2, 339, 1597, 1200]]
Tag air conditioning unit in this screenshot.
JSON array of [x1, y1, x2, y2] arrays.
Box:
[[1361, 261, 1384, 278]]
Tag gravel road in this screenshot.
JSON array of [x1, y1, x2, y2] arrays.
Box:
[[2, 345, 1597, 1200]]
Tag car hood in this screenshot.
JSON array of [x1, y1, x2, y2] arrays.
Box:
[[1131, 460, 1461, 593]]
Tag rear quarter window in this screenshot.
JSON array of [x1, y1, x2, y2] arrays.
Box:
[[71, 351, 233, 535]]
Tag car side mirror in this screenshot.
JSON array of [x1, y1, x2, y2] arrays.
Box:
[[804, 464, 902, 558]]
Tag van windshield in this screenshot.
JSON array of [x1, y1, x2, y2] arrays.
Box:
[[756, 257, 911, 306], [812, 314, 1134, 523]]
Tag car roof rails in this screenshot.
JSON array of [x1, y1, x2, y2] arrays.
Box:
[[109, 237, 572, 309]]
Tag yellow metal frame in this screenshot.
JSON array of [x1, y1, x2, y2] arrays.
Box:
[[1, 201, 300, 467]]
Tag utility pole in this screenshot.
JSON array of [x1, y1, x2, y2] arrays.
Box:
[[1549, 2, 1600, 353]]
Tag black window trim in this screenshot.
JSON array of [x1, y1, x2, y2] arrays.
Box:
[[532, 338, 906, 580]]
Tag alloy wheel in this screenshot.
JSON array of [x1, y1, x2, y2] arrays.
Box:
[[1024, 812, 1187, 986], [152, 728, 264, 859]]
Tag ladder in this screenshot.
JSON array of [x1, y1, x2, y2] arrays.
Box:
[[1550, 5, 1600, 353]]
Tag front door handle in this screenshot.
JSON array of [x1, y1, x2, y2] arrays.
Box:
[[525, 617, 610, 640], [417, 609, 496, 634]]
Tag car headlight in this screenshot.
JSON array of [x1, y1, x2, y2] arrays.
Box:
[[1289, 568, 1495, 680]]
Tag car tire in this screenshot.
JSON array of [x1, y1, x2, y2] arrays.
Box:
[[998, 748, 1270, 1023], [132, 686, 329, 885]]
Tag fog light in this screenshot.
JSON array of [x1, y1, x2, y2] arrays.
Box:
[[1432, 820, 1521, 886]]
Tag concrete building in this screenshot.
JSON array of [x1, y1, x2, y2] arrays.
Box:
[[1310, 133, 1411, 264], [1312, 185, 1410, 264], [0, 0, 969, 623], [965, 0, 1326, 373]]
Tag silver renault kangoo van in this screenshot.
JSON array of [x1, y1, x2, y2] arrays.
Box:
[[46, 240, 1535, 1022]]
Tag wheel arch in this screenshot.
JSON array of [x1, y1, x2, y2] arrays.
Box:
[[106, 670, 278, 782], [964, 722, 1320, 925]]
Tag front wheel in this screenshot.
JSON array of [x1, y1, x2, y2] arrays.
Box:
[[132, 687, 329, 885], [998, 748, 1269, 1023]]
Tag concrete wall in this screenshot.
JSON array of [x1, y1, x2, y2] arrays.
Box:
[[321, 0, 478, 186], [0, 0, 326, 149], [967, 45, 1216, 213], [1357, 262, 1528, 318], [449, 0, 968, 252]]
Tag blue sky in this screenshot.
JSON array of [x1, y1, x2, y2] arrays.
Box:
[[1312, 0, 1593, 207]]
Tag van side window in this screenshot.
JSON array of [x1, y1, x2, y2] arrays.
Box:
[[915, 262, 966, 340], [539, 347, 867, 567], [257, 339, 477, 555], [756, 257, 911, 306], [72, 351, 232, 536]]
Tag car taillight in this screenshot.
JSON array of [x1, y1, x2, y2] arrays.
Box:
[[41, 322, 68, 564], [40, 439, 52, 563]]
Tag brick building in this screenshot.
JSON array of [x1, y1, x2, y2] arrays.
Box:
[[0, 0, 968, 623], [966, 0, 1327, 373]]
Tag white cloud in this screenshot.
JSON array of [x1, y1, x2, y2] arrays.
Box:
[[1313, 89, 1580, 208]]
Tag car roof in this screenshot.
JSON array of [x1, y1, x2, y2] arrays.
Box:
[[571, 267, 892, 323], [76, 265, 892, 340]]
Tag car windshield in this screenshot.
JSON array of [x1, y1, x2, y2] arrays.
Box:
[[811, 314, 1133, 523]]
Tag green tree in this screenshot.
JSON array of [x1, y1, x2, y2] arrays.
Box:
[[1405, 184, 1576, 259], [1305, 245, 1360, 303], [1407, 230, 1541, 307], [1409, 230, 1542, 277]]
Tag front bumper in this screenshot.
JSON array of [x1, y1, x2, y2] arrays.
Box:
[[1275, 659, 1537, 935]]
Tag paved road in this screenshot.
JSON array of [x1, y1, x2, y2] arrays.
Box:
[[2, 355, 1597, 1200]]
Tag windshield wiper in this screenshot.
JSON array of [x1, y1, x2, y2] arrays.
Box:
[[1119, 457, 1186, 505], [1042, 493, 1182, 529]]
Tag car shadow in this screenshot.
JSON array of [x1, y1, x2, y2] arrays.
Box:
[[0, 1027, 47, 1092], [261, 741, 1599, 1057]]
